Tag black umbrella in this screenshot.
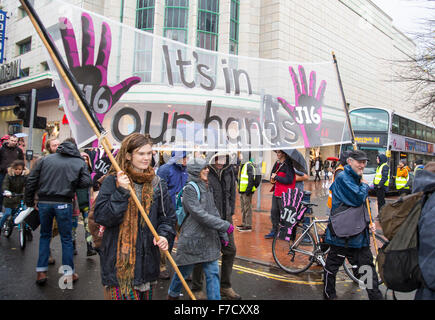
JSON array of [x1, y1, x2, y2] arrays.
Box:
[[281, 149, 308, 174]]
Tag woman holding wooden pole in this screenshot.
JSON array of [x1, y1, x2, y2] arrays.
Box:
[[93, 133, 176, 300]]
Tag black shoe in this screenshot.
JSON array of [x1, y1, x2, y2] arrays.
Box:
[[36, 272, 48, 286], [236, 224, 245, 229], [238, 226, 252, 232], [73, 240, 78, 256], [86, 243, 97, 256], [323, 293, 337, 300]]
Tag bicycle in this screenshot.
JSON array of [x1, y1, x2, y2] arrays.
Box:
[[1, 192, 33, 250], [272, 201, 387, 286]]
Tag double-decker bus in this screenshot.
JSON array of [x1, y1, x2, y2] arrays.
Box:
[[341, 107, 435, 194]]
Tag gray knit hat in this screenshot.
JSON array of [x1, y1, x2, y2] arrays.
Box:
[[186, 157, 208, 178]]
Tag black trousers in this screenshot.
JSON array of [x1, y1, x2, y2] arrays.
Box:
[[270, 195, 283, 232], [314, 170, 321, 181], [323, 245, 383, 300], [376, 186, 386, 212]]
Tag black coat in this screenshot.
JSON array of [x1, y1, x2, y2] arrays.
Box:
[[25, 141, 91, 206], [94, 174, 176, 287], [0, 143, 24, 174], [2, 172, 27, 208], [207, 164, 236, 221]]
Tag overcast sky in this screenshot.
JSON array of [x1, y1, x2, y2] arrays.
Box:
[[372, 0, 434, 36]]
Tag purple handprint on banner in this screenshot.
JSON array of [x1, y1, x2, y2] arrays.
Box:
[[277, 66, 327, 148], [59, 13, 140, 140]]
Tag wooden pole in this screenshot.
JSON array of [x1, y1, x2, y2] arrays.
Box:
[[20, 0, 195, 300], [332, 52, 379, 255]]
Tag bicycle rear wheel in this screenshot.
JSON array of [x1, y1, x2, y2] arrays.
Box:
[[272, 224, 316, 274], [342, 233, 387, 285], [19, 223, 26, 250]]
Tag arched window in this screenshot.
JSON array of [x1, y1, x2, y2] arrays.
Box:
[[134, 0, 155, 82], [229, 0, 239, 55], [164, 0, 189, 44], [197, 0, 219, 51]]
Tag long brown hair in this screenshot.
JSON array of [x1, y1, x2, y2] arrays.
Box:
[[108, 133, 153, 175]]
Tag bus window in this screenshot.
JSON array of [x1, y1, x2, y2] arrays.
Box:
[[392, 115, 399, 134], [408, 121, 416, 139], [349, 108, 389, 132], [416, 123, 424, 141], [399, 117, 408, 136]]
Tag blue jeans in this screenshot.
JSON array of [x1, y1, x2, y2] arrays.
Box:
[[37, 203, 74, 274], [0, 207, 13, 229], [168, 260, 220, 300]]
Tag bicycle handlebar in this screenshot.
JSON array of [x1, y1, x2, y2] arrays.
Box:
[[2, 192, 24, 197]]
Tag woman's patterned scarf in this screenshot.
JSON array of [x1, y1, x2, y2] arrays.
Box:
[[116, 165, 155, 295]]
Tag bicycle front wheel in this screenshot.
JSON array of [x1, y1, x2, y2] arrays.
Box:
[[342, 233, 387, 285], [272, 225, 316, 274], [19, 223, 26, 250]]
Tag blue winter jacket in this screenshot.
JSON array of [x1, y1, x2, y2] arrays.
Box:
[[325, 165, 370, 248], [157, 151, 188, 207], [413, 169, 435, 300]]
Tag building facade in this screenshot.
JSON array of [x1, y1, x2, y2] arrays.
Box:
[[0, 0, 418, 173]]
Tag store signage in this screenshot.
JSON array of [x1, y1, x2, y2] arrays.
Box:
[[0, 10, 6, 64], [0, 59, 21, 84], [391, 133, 434, 155], [405, 138, 432, 154]]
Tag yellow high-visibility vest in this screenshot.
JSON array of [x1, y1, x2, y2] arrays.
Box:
[[374, 163, 389, 187], [395, 174, 409, 190], [239, 162, 256, 193]]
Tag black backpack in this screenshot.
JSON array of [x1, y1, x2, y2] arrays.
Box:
[[377, 187, 435, 294]]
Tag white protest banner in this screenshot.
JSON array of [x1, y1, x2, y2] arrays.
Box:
[[36, 0, 350, 151]]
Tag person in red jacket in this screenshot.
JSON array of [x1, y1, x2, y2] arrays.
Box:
[[265, 150, 296, 239]]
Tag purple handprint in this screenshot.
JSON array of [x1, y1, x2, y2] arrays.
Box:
[[59, 13, 140, 129], [277, 66, 327, 148]]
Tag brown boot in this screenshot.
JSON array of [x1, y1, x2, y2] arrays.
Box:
[[192, 290, 207, 300], [36, 272, 48, 285], [221, 287, 242, 300]]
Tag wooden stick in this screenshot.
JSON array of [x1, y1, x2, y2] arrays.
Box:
[[20, 0, 195, 300], [332, 52, 379, 255]]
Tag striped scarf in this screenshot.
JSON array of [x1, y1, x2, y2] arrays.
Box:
[[116, 165, 155, 296]]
